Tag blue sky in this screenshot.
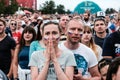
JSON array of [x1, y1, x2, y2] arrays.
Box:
[[37, 0, 120, 11]]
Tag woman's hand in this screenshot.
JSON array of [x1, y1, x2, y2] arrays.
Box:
[[7, 73, 12, 79], [44, 39, 57, 62], [44, 40, 51, 62], [49, 40, 57, 62]]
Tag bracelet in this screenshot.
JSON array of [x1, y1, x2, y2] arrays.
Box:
[[14, 78, 19, 80]]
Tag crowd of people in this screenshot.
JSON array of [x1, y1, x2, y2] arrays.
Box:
[[0, 10, 120, 80]]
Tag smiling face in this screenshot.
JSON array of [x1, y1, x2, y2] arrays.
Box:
[[42, 23, 61, 47], [20, 26, 36, 45], [10, 20, 17, 31], [23, 32, 33, 42]]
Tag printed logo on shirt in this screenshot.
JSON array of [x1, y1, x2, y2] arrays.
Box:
[[115, 44, 120, 57], [74, 54, 88, 75], [39, 62, 64, 80], [48, 62, 64, 80]]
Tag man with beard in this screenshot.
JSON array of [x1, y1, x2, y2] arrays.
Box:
[[93, 18, 108, 48], [0, 19, 16, 79], [83, 12, 92, 26], [58, 19, 100, 80]]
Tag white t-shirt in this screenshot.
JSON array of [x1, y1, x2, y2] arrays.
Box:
[[58, 41, 98, 76]]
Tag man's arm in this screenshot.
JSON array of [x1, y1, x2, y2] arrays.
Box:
[[103, 56, 112, 59], [7, 49, 15, 78], [73, 65, 101, 80], [88, 65, 101, 80]]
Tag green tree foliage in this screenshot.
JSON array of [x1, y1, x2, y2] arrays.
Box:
[[66, 9, 71, 14], [56, 4, 65, 14], [0, 0, 5, 14], [5, 1, 19, 14], [0, 0, 19, 14], [105, 8, 117, 14], [39, 0, 69, 14], [40, 0, 56, 14]]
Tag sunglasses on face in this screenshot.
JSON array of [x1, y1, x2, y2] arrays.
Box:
[[11, 23, 17, 26]]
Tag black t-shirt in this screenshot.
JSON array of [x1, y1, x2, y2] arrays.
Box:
[[102, 31, 120, 58], [94, 34, 106, 49], [0, 35, 16, 74]]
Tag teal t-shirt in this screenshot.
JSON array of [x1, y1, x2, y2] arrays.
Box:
[[29, 40, 45, 60]]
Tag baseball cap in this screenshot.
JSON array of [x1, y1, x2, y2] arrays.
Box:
[[37, 16, 43, 20], [97, 11, 105, 18]]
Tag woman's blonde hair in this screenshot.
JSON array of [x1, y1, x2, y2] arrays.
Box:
[[82, 25, 99, 59]]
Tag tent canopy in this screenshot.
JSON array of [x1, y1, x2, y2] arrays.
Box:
[[74, 1, 102, 14]]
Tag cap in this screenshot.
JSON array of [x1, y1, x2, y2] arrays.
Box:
[[97, 11, 105, 18], [37, 16, 43, 20]]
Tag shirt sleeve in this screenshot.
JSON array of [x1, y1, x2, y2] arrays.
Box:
[[29, 41, 36, 60], [10, 37, 16, 50], [28, 51, 38, 67], [87, 48, 98, 68], [96, 45, 103, 61], [66, 52, 77, 67]]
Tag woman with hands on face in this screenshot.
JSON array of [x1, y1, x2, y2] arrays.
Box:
[[29, 21, 76, 80]]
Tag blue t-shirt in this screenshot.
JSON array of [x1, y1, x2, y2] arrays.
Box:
[[18, 46, 30, 69]]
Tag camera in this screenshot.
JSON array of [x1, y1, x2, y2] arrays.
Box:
[[74, 66, 78, 74]]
